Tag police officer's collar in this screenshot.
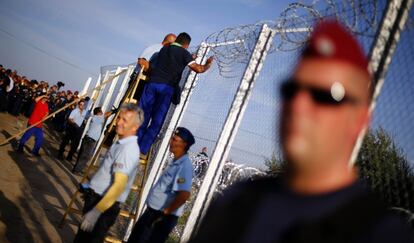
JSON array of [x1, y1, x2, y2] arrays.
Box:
[[117, 135, 138, 144], [172, 153, 189, 165]]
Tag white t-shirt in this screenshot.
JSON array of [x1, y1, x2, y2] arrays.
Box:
[[69, 108, 85, 127]]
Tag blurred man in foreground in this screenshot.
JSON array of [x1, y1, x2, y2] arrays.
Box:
[[190, 20, 414, 243]]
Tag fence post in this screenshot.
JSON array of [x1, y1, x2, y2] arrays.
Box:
[[349, 0, 414, 166]]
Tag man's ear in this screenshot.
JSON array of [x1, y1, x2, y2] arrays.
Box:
[[134, 123, 141, 132], [354, 108, 371, 139]]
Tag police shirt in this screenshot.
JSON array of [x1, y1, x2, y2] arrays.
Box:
[[191, 178, 414, 243], [89, 135, 140, 202], [86, 114, 104, 141], [69, 107, 85, 127], [147, 154, 193, 216]]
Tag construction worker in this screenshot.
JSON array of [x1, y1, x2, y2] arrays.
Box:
[[137, 32, 213, 159]]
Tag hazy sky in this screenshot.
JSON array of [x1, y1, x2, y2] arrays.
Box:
[[0, 0, 287, 91]]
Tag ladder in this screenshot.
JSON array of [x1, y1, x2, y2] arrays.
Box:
[[58, 69, 151, 243]]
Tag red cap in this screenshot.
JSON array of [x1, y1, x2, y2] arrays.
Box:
[[67, 90, 72, 95], [302, 19, 371, 78]]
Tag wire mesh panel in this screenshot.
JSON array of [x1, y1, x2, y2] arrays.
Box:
[[371, 6, 414, 166], [170, 28, 262, 241], [225, 0, 388, 187], [360, 4, 414, 224]]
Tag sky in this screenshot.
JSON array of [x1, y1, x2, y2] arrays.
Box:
[[0, 0, 288, 91]]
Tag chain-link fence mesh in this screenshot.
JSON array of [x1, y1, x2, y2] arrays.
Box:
[[359, 4, 414, 226]]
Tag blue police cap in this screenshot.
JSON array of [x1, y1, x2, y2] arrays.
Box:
[[175, 127, 195, 148]]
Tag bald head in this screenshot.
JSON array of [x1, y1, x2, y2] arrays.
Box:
[[162, 33, 176, 46]]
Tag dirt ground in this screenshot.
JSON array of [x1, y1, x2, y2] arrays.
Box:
[[0, 112, 84, 243]]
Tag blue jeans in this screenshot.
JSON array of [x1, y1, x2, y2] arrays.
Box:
[[138, 82, 174, 155], [18, 126, 44, 154]]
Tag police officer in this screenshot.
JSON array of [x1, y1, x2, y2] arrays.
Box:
[[58, 99, 86, 161], [73, 103, 144, 243], [127, 127, 195, 243], [72, 107, 112, 175]]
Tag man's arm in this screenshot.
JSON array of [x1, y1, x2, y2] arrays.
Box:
[[138, 58, 150, 71], [104, 111, 112, 118], [95, 172, 128, 212], [35, 95, 47, 103], [188, 56, 214, 74], [163, 191, 191, 215], [80, 172, 128, 232]]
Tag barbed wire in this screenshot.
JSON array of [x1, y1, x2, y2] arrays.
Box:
[[206, 0, 380, 77]]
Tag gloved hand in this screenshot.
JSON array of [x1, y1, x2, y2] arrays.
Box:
[[80, 208, 101, 232]]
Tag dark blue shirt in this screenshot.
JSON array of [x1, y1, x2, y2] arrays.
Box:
[[191, 178, 414, 243], [149, 43, 194, 86]]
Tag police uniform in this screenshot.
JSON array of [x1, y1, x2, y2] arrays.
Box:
[[73, 114, 105, 173], [147, 153, 193, 216], [73, 135, 140, 243], [128, 127, 195, 243], [58, 107, 85, 160]]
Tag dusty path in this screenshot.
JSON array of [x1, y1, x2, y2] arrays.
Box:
[[0, 112, 83, 243]]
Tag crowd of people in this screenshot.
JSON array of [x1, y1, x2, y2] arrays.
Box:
[[0, 64, 88, 132]]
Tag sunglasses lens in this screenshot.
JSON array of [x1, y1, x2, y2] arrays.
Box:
[[280, 80, 346, 106], [280, 82, 298, 101], [311, 88, 340, 105]]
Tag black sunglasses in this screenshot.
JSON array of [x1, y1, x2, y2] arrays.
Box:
[[280, 79, 360, 106]]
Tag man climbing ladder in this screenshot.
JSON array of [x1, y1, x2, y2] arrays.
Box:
[[137, 32, 214, 158]]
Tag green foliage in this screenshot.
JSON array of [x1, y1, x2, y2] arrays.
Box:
[[356, 128, 414, 212], [264, 152, 286, 177], [263, 128, 414, 214]]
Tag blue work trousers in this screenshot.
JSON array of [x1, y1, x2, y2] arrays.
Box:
[[19, 126, 44, 154], [138, 82, 174, 155]]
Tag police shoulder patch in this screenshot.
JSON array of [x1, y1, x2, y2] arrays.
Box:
[[113, 162, 124, 169]]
